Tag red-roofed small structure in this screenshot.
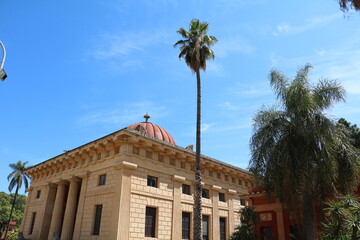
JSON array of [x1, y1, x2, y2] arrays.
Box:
[[127, 113, 176, 145]]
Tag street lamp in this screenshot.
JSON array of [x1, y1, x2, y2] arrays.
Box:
[[0, 41, 7, 81]]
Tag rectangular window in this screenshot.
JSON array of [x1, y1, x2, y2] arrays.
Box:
[[240, 199, 246, 206], [92, 205, 103, 235], [36, 190, 41, 199], [182, 184, 191, 195], [147, 176, 158, 188], [220, 217, 226, 240], [261, 226, 274, 240], [182, 212, 191, 240], [99, 174, 106, 186], [202, 215, 209, 240], [29, 212, 36, 234], [170, 158, 176, 166], [219, 193, 225, 202], [202, 189, 210, 199], [145, 207, 156, 237]]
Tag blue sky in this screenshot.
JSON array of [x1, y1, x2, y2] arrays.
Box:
[[1, 0, 359, 193]]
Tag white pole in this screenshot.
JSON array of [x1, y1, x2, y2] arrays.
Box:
[[0, 41, 6, 69]]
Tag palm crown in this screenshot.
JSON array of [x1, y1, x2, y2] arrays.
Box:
[[7, 160, 30, 192], [174, 19, 217, 73]]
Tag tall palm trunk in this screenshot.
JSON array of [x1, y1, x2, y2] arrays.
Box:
[[193, 69, 202, 240], [4, 184, 19, 240], [304, 194, 315, 240]]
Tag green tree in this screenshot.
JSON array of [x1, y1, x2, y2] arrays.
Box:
[[174, 19, 217, 240], [338, 118, 360, 149], [320, 194, 360, 240], [249, 64, 359, 239], [339, 0, 360, 11], [4, 161, 30, 240], [230, 206, 258, 240], [0, 192, 27, 224]]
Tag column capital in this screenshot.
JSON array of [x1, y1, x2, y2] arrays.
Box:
[[172, 175, 186, 183], [65, 176, 82, 183], [211, 185, 222, 191], [48, 182, 57, 188], [122, 161, 138, 170], [53, 179, 68, 185], [227, 189, 237, 195], [78, 171, 90, 179]]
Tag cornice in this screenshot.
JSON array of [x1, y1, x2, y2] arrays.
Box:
[[26, 128, 255, 186]]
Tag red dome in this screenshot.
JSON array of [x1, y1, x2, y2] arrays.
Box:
[[127, 122, 176, 145]]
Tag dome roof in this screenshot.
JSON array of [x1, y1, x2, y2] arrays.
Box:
[[127, 114, 176, 145]]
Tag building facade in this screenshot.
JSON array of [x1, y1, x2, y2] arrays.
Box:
[[20, 118, 255, 240], [241, 188, 302, 240]]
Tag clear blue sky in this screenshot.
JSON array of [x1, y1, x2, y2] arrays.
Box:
[[1, 0, 359, 193]]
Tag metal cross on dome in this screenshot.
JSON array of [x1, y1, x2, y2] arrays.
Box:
[[144, 113, 150, 122]]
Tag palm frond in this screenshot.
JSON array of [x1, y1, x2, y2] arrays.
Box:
[[7, 160, 30, 193], [8, 178, 17, 192], [176, 28, 190, 39], [313, 79, 346, 110], [269, 69, 289, 102], [175, 19, 217, 73]]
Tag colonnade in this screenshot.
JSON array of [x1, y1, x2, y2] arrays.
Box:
[[47, 177, 82, 240]]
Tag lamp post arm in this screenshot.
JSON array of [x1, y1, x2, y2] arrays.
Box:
[[0, 41, 6, 69]]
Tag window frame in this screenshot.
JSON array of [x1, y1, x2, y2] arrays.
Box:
[[220, 217, 227, 240], [147, 175, 158, 188], [36, 190, 41, 199], [145, 207, 157, 238], [99, 174, 106, 186], [92, 205, 103, 235], [202, 189, 210, 199], [202, 215, 209, 240], [182, 184, 191, 195], [29, 212, 36, 234], [219, 192, 225, 202], [182, 212, 191, 240]]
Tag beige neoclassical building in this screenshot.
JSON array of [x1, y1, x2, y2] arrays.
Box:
[[20, 115, 254, 240]]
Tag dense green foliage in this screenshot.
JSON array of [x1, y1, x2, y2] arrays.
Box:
[[249, 64, 359, 239], [174, 19, 217, 240], [338, 118, 360, 149], [320, 194, 360, 240], [0, 192, 27, 224], [230, 207, 258, 240]]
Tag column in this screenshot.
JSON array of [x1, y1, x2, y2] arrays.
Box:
[[211, 185, 221, 240], [39, 183, 57, 240], [20, 187, 33, 233], [114, 161, 137, 240], [228, 189, 237, 237], [48, 181, 67, 240], [72, 173, 89, 240], [171, 175, 185, 240], [61, 177, 80, 240]]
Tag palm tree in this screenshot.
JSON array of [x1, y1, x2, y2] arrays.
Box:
[[174, 19, 217, 240], [249, 64, 359, 239], [339, 0, 360, 11], [320, 194, 360, 240], [4, 161, 30, 240]]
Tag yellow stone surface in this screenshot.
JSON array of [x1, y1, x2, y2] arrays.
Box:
[[21, 127, 254, 240]]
